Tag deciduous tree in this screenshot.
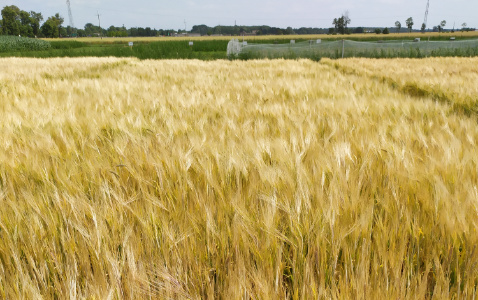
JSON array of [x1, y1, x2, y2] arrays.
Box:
[[406, 17, 414, 33], [30, 11, 43, 36], [395, 21, 401, 33], [18, 10, 34, 37], [438, 20, 446, 32], [40, 13, 64, 38], [332, 12, 351, 35], [1, 5, 21, 36]]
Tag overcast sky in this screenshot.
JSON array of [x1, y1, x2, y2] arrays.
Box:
[[5, 0, 477, 30]]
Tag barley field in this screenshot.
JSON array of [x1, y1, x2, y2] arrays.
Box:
[[326, 57, 478, 113], [0, 57, 477, 299]]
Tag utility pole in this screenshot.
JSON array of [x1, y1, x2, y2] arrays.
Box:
[[184, 19, 187, 33], [97, 11, 102, 39]]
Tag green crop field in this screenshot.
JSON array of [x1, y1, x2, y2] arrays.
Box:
[[0, 35, 51, 52], [1, 31, 478, 60], [0, 39, 229, 60]]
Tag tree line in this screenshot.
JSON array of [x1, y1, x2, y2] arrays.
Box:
[[190, 25, 328, 36], [1, 5, 474, 38], [330, 14, 473, 35], [1, 6, 48, 37]]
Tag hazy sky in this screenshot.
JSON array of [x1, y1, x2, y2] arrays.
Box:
[[6, 0, 477, 30]]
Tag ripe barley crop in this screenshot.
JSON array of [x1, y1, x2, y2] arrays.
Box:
[[325, 57, 478, 113], [0, 57, 477, 299], [48, 30, 478, 43]]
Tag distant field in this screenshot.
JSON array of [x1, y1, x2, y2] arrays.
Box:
[[0, 39, 229, 60], [44, 31, 478, 43], [0, 57, 477, 299], [0, 31, 472, 60]]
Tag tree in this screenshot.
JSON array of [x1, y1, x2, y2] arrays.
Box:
[[40, 13, 64, 38], [375, 28, 382, 34], [53, 13, 64, 36], [66, 26, 76, 36], [353, 27, 364, 34], [18, 10, 34, 37], [383, 27, 390, 34], [395, 21, 401, 33], [84, 22, 105, 36], [41, 19, 57, 37], [332, 18, 338, 33], [1, 6, 45, 37], [437, 20, 446, 33], [406, 17, 414, 33], [421, 23, 426, 33], [438, 20, 446, 32], [1, 5, 21, 36], [191, 24, 209, 36], [461, 22, 468, 32], [332, 12, 351, 35], [84, 23, 96, 36], [30, 11, 43, 36]]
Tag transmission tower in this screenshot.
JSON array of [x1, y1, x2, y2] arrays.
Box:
[[423, 0, 430, 30], [66, 0, 74, 28]]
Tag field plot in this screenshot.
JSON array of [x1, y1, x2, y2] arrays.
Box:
[[0, 57, 477, 299], [46, 30, 478, 43], [4, 33, 478, 60], [236, 39, 478, 60], [327, 57, 478, 114]]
